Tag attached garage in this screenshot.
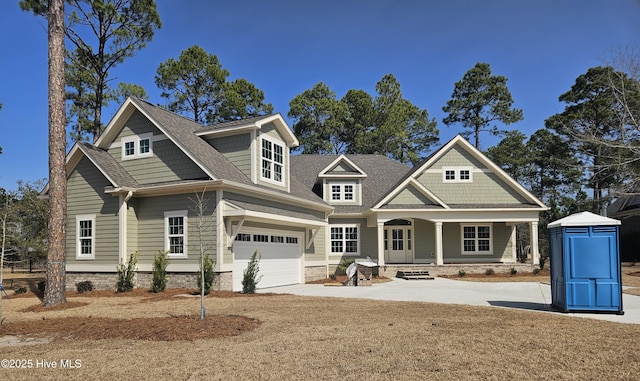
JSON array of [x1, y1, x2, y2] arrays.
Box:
[[232, 229, 303, 291]]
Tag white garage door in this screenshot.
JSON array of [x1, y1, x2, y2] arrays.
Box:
[[232, 230, 302, 292]]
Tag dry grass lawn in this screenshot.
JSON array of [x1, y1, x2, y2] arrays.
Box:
[[1, 284, 639, 380]]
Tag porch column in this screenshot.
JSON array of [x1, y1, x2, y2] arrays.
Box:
[[377, 222, 385, 267], [435, 222, 443, 265], [530, 221, 540, 265], [118, 191, 133, 264]]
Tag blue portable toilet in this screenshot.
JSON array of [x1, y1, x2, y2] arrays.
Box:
[[548, 211, 623, 314]]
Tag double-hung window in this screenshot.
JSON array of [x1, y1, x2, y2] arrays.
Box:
[[76, 214, 96, 259], [261, 138, 284, 183], [330, 225, 359, 255], [461, 224, 492, 254], [165, 211, 187, 257]]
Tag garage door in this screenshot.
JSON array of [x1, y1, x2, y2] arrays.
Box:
[[232, 230, 302, 292]]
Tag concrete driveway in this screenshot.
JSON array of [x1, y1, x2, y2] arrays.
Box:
[[259, 277, 640, 325]]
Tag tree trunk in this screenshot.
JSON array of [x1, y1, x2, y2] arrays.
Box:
[[44, 0, 67, 307]]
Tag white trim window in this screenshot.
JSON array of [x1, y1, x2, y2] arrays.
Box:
[[261, 138, 284, 183], [461, 224, 492, 254], [330, 225, 359, 255], [328, 182, 356, 203], [76, 214, 96, 259], [165, 210, 187, 257], [122, 133, 153, 160], [443, 166, 473, 183]]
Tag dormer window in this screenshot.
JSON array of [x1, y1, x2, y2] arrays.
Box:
[[261, 138, 284, 183], [443, 167, 473, 183], [122, 133, 153, 160], [328, 181, 358, 204]]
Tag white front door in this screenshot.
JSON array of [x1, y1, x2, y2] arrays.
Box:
[[387, 227, 410, 263]]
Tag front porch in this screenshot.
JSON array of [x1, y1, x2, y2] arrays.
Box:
[[377, 263, 539, 279]]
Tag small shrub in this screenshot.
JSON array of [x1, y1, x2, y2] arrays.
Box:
[[337, 258, 355, 275], [329, 273, 337, 281], [539, 252, 549, 270], [116, 252, 138, 293], [532, 268, 541, 275], [242, 250, 263, 294], [485, 268, 495, 276], [37, 281, 46, 294], [458, 270, 466, 277], [76, 280, 94, 293], [14, 287, 27, 294], [510, 267, 518, 276], [197, 252, 215, 295], [152, 249, 170, 293]]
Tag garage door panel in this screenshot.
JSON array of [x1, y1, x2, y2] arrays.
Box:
[[232, 231, 302, 292]]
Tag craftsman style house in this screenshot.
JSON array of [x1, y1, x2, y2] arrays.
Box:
[[57, 97, 547, 291]]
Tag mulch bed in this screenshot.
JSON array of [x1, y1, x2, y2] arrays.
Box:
[[1, 315, 260, 342]]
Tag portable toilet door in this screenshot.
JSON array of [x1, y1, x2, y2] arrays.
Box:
[[547, 211, 623, 314]]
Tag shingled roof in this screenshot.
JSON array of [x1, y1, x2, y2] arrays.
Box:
[[290, 154, 411, 214], [78, 143, 139, 188]]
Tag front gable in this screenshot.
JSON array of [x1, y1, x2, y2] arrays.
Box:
[[374, 135, 546, 210], [318, 155, 368, 206]]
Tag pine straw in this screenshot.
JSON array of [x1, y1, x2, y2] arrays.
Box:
[[1, 291, 639, 380]]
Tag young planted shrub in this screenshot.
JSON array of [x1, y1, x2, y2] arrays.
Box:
[[76, 280, 94, 293], [485, 268, 495, 276], [14, 287, 27, 294], [116, 252, 138, 293], [152, 250, 170, 293], [197, 252, 215, 295], [242, 250, 262, 294], [458, 270, 466, 277], [510, 267, 518, 276]]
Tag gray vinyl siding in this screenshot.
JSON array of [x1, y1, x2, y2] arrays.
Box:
[[66, 157, 120, 266], [206, 133, 251, 177], [417, 145, 528, 205], [134, 192, 217, 266], [442, 222, 512, 262], [109, 110, 208, 184], [255, 122, 290, 191], [413, 219, 436, 261]]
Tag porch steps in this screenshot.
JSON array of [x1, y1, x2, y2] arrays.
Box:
[[397, 270, 434, 280]]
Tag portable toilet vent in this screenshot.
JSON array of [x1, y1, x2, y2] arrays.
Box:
[[547, 211, 623, 314]]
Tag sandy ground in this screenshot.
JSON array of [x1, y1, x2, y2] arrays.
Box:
[[1, 287, 639, 380]]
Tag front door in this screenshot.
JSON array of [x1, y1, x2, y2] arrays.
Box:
[[387, 227, 410, 263]]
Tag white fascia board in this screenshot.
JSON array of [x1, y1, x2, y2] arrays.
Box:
[[318, 154, 368, 178], [111, 180, 223, 197], [95, 97, 137, 149], [257, 113, 299, 147], [224, 208, 327, 228], [407, 178, 450, 209], [224, 180, 334, 212], [195, 124, 258, 138]]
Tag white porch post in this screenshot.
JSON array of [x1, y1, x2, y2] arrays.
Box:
[[510, 225, 517, 262], [118, 191, 132, 264], [377, 222, 385, 267], [530, 221, 540, 265], [435, 222, 443, 265]]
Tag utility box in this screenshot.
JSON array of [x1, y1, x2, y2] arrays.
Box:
[[548, 212, 623, 314]]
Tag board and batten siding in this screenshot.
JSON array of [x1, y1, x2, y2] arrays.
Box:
[[416, 145, 529, 205], [108, 110, 208, 184], [134, 192, 217, 267], [206, 133, 251, 177], [66, 157, 120, 266]]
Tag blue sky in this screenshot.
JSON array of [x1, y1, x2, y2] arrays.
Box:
[[1, 0, 639, 191]]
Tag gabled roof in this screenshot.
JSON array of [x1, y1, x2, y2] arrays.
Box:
[[318, 155, 368, 178], [608, 194, 640, 218], [373, 135, 547, 210], [291, 154, 411, 214], [195, 113, 299, 147]]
